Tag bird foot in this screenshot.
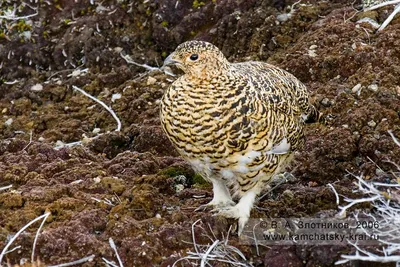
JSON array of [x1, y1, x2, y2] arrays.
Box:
[[213, 205, 241, 218], [195, 199, 235, 212], [213, 205, 250, 236]]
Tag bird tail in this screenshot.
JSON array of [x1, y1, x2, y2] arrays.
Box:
[[305, 105, 333, 124]]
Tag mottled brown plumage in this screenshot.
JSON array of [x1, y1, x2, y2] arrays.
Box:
[[160, 40, 324, 235]]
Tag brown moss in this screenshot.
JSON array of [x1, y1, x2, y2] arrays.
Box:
[[10, 259, 47, 267], [101, 176, 126, 194], [0, 192, 24, 208]]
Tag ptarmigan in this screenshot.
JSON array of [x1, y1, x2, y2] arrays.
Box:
[[160, 40, 325, 235]]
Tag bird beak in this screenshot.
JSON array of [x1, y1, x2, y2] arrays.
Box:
[[162, 54, 180, 68]]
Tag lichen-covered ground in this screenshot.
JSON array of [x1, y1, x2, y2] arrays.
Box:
[[0, 0, 399, 266]]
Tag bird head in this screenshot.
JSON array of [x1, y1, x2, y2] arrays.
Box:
[[162, 41, 230, 79]]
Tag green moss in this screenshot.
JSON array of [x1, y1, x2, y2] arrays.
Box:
[[192, 173, 208, 185], [142, 92, 151, 99], [159, 167, 187, 177], [15, 20, 32, 32], [63, 19, 72, 25], [161, 51, 167, 58], [161, 21, 169, 27], [43, 30, 49, 39], [193, 0, 205, 8], [356, 10, 378, 21]]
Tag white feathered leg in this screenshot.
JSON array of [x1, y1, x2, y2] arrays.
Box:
[[215, 190, 257, 236], [195, 179, 235, 211]]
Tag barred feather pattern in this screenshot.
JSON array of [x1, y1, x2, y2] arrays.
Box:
[[160, 41, 322, 198]]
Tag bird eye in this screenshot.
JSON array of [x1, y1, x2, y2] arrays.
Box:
[[189, 54, 199, 61]]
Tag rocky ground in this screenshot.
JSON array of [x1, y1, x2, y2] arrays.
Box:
[[0, 0, 399, 266]]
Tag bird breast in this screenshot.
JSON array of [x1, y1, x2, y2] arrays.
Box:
[[160, 76, 277, 168], [163, 78, 239, 144]]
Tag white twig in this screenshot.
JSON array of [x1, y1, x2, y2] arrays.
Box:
[[91, 197, 115, 206], [0, 185, 12, 192], [335, 166, 400, 265], [339, 195, 380, 217], [291, 0, 302, 9], [102, 257, 119, 267], [22, 130, 33, 151], [54, 133, 110, 150], [364, 0, 400, 11], [172, 220, 251, 267], [101, 238, 125, 267], [192, 219, 201, 256], [70, 179, 83, 185], [378, 3, 400, 31], [327, 183, 340, 205], [200, 240, 220, 267], [120, 53, 160, 72], [0, 11, 38, 20], [276, 0, 301, 21], [2, 246, 21, 255], [336, 241, 400, 265], [0, 212, 51, 265], [31, 211, 50, 262], [3, 80, 20, 85], [109, 238, 124, 267], [388, 130, 400, 147], [363, 0, 400, 31], [373, 182, 400, 187], [257, 174, 289, 202], [72, 85, 121, 131], [252, 223, 260, 256], [48, 255, 96, 267], [54, 140, 83, 150], [120, 53, 175, 76]]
